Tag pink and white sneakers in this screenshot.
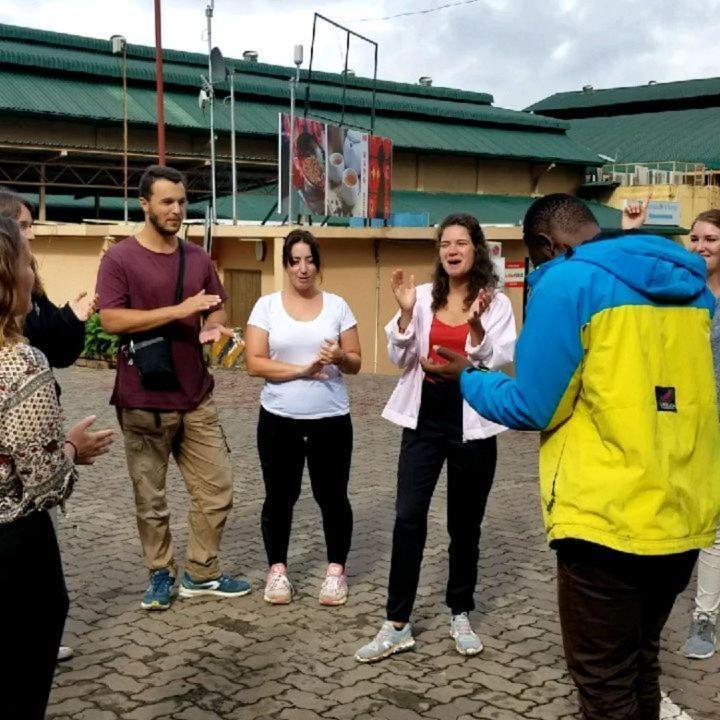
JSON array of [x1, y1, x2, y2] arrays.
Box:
[[319, 563, 348, 606]]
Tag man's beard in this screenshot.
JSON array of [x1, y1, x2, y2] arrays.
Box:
[[148, 210, 180, 238]]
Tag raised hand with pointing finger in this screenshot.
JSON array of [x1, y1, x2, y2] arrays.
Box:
[[622, 193, 653, 231]]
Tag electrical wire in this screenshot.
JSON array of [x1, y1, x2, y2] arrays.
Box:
[[353, 0, 482, 23]]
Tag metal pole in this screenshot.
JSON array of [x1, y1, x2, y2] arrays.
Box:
[[206, 2, 217, 223], [288, 72, 295, 225], [230, 72, 237, 225], [154, 0, 166, 165], [122, 41, 129, 222], [39, 164, 46, 222]]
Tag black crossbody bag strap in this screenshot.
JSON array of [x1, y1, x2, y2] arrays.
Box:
[[174, 238, 186, 305]]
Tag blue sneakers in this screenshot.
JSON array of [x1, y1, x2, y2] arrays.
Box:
[[178, 571, 251, 599], [141, 569, 175, 611]]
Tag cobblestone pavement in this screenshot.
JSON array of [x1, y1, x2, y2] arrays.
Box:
[[47, 367, 720, 720]]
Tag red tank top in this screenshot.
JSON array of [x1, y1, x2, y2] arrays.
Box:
[[427, 315, 469, 364]]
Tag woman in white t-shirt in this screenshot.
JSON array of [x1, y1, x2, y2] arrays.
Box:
[[246, 229, 361, 607]]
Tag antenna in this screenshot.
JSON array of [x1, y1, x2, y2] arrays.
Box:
[[205, 1, 217, 223]]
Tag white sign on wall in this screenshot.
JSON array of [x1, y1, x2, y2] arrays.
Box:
[[623, 200, 680, 226], [486, 241, 505, 287]]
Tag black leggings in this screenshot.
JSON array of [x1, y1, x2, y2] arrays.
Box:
[[386, 381, 497, 622], [257, 407, 354, 566], [0, 510, 68, 720]]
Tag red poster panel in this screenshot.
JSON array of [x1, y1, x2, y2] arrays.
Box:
[[368, 135, 392, 220]]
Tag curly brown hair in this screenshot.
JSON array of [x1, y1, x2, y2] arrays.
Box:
[[431, 213, 497, 312], [0, 217, 25, 347]]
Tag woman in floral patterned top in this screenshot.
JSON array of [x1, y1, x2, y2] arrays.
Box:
[[0, 216, 92, 719]]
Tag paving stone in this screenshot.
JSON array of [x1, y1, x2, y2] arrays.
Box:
[[125, 700, 187, 720], [47, 698, 94, 715], [173, 707, 224, 720], [76, 711, 119, 720], [278, 710, 324, 720], [98, 673, 146, 695], [277, 689, 335, 714]]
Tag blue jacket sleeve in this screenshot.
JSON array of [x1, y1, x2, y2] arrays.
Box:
[[460, 270, 585, 431]]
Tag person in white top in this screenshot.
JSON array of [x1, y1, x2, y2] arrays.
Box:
[[355, 213, 517, 663], [246, 229, 362, 607]]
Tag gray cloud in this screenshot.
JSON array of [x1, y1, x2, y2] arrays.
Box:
[[1, 0, 718, 109]]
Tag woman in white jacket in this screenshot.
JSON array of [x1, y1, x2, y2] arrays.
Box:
[[356, 213, 516, 663]]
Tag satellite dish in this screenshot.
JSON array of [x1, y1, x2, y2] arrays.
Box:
[[210, 46, 228, 83], [199, 87, 210, 111]]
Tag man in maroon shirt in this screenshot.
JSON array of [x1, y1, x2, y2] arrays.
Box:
[[97, 165, 250, 609]]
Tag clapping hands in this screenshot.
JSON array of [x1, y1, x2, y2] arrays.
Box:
[[318, 338, 345, 366], [468, 289, 493, 342]]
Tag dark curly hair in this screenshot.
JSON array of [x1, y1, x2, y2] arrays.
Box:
[[431, 213, 497, 312], [522, 193, 597, 247]]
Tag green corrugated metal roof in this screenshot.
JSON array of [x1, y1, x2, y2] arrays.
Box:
[[526, 77, 720, 115], [0, 71, 600, 164], [0, 22, 603, 166], [566, 107, 720, 168], [194, 189, 685, 235], [0, 22, 495, 106], [27, 190, 684, 236], [0, 32, 566, 132], [389, 191, 684, 233], [0, 45, 562, 131]]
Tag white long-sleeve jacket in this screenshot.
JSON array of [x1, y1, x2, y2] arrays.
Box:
[[381, 283, 517, 441]]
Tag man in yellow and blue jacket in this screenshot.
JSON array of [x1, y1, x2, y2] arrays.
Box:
[[424, 194, 720, 720]]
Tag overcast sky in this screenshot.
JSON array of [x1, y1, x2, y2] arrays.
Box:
[[2, 0, 719, 110]]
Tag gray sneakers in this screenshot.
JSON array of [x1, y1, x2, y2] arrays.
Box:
[[355, 621, 415, 663], [450, 612, 483, 655], [355, 614, 483, 662], [683, 612, 716, 659]]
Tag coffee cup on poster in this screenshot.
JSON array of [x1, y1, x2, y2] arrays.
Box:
[[329, 152, 344, 185], [340, 168, 360, 208]]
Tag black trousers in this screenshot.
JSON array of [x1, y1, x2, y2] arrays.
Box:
[[257, 407, 354, 566], [0, 510, 68, 720], [556, 540, 698, 720], [386, 381, 497, 622]]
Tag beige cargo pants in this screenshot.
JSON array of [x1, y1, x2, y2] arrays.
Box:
[[120, 396, 232, 582]]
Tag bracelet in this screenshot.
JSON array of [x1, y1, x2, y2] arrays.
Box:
[[64, 439, 78, 462]]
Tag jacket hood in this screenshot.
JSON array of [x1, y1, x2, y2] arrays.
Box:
[[530, 233, 708, 303]]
